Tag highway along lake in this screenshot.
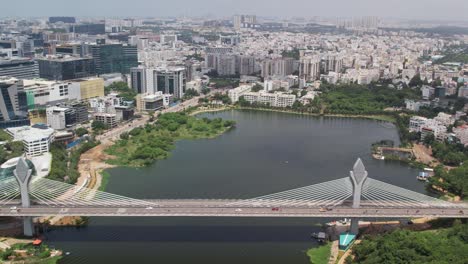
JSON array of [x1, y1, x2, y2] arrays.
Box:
[[48, 110, 424, 264]]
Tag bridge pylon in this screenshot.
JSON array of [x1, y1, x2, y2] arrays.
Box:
[[349, 158, 368, 235], [13, 158, 34, 237]]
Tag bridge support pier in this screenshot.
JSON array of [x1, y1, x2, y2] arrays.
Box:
[[348, 159, 368, 235], [23, 217, 34, 237], [350, 218, 359, 235], [13, 158, 35, 237]]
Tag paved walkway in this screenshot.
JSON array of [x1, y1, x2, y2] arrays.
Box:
[[328, 240, 339, 264]]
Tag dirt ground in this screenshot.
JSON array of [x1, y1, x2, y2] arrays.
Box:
[[44, 142, 116, 226], [412, 144, 439, 166]]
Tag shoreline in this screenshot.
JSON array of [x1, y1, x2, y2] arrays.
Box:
[[192, 105, 397, 123]]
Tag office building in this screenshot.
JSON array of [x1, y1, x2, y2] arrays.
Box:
[[6, 125, 55, 157], [131, 66, 186, 99], [0, 77, 29, 128], [49, 17, 76, 24], [55, 44, 83, 56], [22, 79, 80, 110], [38, 56, 95, 81], [69, 102, 89, 123], [46, 106, 76, 130], [90, 41, 138, 74], [136, 91, 167, 112], [74, 78, 105, 100], [94, 113, 118, 128], [0, 58, 39, 79], [70, 23, 105, 35]]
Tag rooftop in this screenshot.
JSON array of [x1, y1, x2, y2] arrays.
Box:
[[6, 125, 54, 142]]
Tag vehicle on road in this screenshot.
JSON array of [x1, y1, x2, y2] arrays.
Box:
[[146, 207, 153, 210], [319, 207, 332, 212], [271, 207, 280, 211], [235, 209, 242, 212]]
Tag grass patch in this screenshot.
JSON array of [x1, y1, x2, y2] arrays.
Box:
[[99, 170, 111, 191], [307, 243, 331, 264], [105, 112, 235, 167]]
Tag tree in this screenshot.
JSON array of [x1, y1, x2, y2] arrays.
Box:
[[409, 74, 424, 87], [75, 128, 88, 137], [251, 84, 263, 92], [120, 132, 129, 140], [423, 134, 435, 146], [92, 121, 108, 132], [201, 87, 210, 95], [105, 82, 137, 101]]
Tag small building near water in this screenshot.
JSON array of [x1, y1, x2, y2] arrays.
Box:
[[339, 233, 356, 251]]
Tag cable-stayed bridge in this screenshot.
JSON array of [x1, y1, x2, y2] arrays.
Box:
[[0, 158, 466, 236]]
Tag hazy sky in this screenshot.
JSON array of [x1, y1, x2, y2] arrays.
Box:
[[1, 0, 467, 21]]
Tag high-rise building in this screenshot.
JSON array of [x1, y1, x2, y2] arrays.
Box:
[[262, 58, 294, 78], [130, 66, 186, 99], [239, 56, 256, 75], [0, 77, 30, 128], [233, 15, 257, 30], [38, 56, 95, 81], [300, 56, 321, 82], [321, 54, 343, 74], [90, 41, 138, 75], [0, 58, 39, 79], [130, 67, 146, 94], [49, 17, 76, 24], [216, 55, 236, 76], [70, 23, 105, 35]]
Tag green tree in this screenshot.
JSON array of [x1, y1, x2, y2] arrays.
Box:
[[409, 74, 424, 87], [251, 84, 263, 92], [201, 87, 211, 95], [75, 128, 88, 137], [92, 121, 108, 132]]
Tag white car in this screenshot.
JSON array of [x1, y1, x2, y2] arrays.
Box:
[[145, 207, 153, 210], [235, 209, 242, 212]]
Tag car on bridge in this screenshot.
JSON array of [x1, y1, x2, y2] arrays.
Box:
[[319, 207, 332, 212]]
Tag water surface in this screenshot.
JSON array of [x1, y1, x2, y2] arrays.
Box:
[[49, 110, 423, 264]]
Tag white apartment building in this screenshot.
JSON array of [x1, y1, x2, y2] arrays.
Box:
[[409, 116, 447, 141], [434, 113, 454, 127], [228, 85, 252, 103], [453, 125, 468, 146], [409, 116, 428, 132], [89, 93, 123, 113], [243, 91, 296, 108], [6, 125, 55, 157]]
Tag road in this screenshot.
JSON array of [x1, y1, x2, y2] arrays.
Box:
[[2, 199, 467, 218]]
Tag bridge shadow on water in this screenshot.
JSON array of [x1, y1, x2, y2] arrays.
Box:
[[45, 224, 323, 243]]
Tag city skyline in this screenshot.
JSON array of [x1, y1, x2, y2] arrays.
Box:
[[1, 0, 468, 22]]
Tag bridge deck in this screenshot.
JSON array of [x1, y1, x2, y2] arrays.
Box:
[[1, 199, 467, 218]]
